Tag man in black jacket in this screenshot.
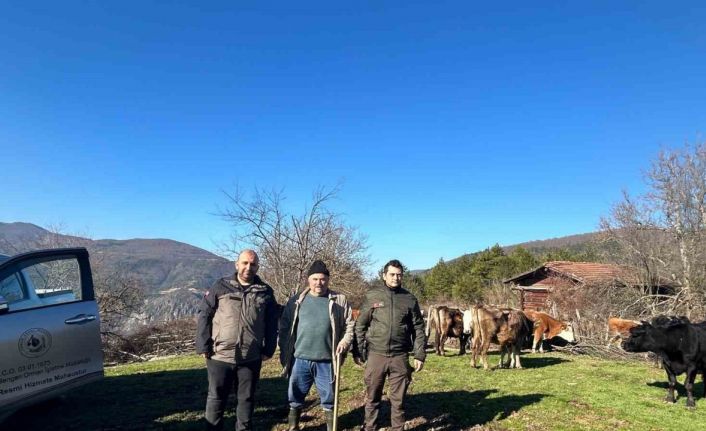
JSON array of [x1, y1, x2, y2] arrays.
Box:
[[196, 249, 279, 431], [354, 259, 426, 431]]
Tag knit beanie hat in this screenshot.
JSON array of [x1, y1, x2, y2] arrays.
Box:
[[307, 260, 330, 277]]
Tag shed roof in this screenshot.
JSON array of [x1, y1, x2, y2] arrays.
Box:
[[504, 261, 650, 287]]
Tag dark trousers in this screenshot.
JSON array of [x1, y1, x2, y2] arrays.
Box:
[[363, 353, 412, 431], [205, 358, 262, 431]]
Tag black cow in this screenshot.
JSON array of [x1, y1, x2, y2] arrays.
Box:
[[622, 316, 706, 408]]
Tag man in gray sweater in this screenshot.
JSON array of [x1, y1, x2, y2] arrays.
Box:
[[279, 260, 355, 431]]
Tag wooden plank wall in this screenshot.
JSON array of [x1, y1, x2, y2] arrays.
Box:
[[522, 290, 549, 311]]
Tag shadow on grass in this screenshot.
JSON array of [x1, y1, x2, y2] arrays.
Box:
[[4, 367, 289, 431], [513, 355, 570, 369], [647, 379, 706, 400], [467, 354, 570, 370], [337, 389, 547, 431]]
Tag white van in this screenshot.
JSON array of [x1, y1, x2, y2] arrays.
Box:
[[0, 248, 104, 421]]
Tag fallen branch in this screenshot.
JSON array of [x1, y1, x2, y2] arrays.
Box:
[[550, 339, 659, 364], [117, 350, 149, 362]]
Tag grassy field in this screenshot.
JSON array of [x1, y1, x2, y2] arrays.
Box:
[[5, 349, 706, 431]]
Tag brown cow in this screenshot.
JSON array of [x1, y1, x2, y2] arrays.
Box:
[[523, 310, 576, 353], [425, 305, 469, 356], [470, 304, 532, 370], [606, 317, 640, 347], [606, 317, 661, 366]]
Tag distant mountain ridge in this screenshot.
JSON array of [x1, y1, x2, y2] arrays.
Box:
[[0, 222, 47, 245], [505, 232, 599, 253], [0, 222, 233, 330]]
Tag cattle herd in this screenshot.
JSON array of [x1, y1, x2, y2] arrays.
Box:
[[424, 304, 576, 370], [415, 305, 706, 409]]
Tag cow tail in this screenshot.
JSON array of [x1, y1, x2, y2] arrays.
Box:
[[425, 305, 435, 338], [520, 312, 532, 344], [472, 306, 484, 345]]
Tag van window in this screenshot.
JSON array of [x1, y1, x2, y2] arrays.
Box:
[[7, 258, 83, 312], [23, 258, 82, 300], [0, 273, 25, 303]]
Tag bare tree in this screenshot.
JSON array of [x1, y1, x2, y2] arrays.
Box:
[[601, 142, 706, 318], [92, 269, 144, 334], [219, 184, 370, 302]]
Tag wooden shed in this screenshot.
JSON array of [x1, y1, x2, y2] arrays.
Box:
[[503, 261, 672, 312]]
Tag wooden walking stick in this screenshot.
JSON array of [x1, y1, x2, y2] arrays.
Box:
[[332, 352, 341, 431]]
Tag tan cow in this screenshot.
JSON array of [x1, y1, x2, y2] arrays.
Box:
[[606, 317, 641, 347], [523, 310, 576, 353], [470, 304, 532, 370], [426, 305, 469, 356]]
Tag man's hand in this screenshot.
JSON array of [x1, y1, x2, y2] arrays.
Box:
[[261, 354, 272, 361], [414, 359, 424, 372], [335, 343, 348, 356]]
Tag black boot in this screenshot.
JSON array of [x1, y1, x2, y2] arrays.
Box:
[[288, 407, 301, 431], [324, 409, 334, 431]]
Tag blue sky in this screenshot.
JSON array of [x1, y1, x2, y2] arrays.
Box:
[[2, 1, 705, 272]]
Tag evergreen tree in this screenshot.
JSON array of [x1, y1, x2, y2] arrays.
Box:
[[423, 258, 455, 300], [509, 246, 540, 274]]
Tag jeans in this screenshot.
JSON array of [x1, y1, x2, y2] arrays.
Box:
[[287, 357, 334, 411], [205, 358, 262, 431]]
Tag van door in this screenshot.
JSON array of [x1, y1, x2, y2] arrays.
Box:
[[0, 248, 103, 417]]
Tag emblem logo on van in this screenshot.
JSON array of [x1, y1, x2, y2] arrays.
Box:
[[19, 328, 52, 358]]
